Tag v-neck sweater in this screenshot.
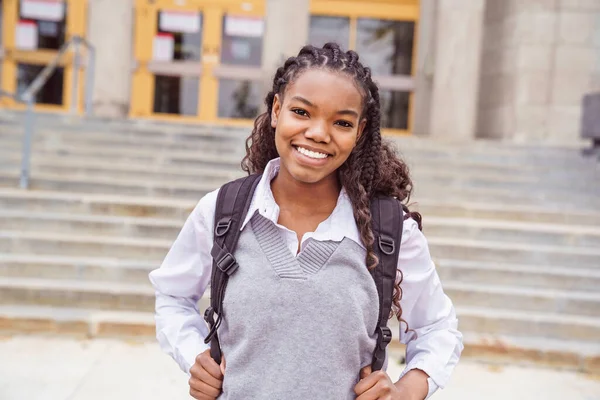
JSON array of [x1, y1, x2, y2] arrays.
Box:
[[216, 213, 379, 399]]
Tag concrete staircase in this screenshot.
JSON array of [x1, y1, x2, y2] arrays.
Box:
[[0, 111, 599, 371]]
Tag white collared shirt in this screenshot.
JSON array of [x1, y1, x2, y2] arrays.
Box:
[[149, 158, 463, 398]]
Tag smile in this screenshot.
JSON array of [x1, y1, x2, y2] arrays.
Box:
[[294, 146, 330, 160]]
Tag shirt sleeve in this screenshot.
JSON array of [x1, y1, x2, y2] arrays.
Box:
[[395, 216, 464, 396], [148, 189, 219, 374]]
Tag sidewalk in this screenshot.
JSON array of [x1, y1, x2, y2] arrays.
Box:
[[0, 335, 598, 400]]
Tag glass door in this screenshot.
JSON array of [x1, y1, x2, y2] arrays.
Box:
[[0, 0, 86, 111], [131, 0, 206, 120], [131, 0, 264, 124], [309, 0, 419, 134], [214, 8, 265, 122]]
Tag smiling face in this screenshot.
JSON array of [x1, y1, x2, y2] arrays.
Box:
[[271, 68, 367, 186]]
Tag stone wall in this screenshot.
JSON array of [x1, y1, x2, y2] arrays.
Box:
[[477, 0, 600, 143]]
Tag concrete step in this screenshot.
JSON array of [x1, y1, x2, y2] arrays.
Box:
[[456, 306, 600, 342], [3, 130, 598, 180], [1, 304, 598, 374], [0, 230, 170, 260], [1, 277, 598, 343], [0, 141, 243, 169], [3, 138, 598, 191], [0, 171, 215, 198], [2, 167, 598, 208], [2, 155, 596, 198], [460, 332, 600, 372], [0, 277, 164, 312], [445, 282, 600, 317], [0, 125, 246, 147], [0, 153, 245, 184], [413, 185, 600, 210], [437, 259, 600, 292], [0, 210, 182, 240], [414, 200, 600, 226], [428, 237, 600, 269], [3, 134, 597, 187], [0, 188, 194, 219], [3, 112, 593, 165], [2, 188, 598, 228], [5, 208, 600, 248], [0, 112, 247, 140], [0, 253, 153, 283], [424, 217, 600, 248], [0, 304, 157, 338]]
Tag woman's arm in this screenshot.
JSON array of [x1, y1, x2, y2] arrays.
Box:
[[149, 189, 219, 374], [394, 216, 464, 398]]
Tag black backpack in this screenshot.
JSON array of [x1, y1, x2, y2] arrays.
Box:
[[203, 174, 404, 371]]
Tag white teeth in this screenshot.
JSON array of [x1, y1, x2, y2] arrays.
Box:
[[296, 146, 328, 159]]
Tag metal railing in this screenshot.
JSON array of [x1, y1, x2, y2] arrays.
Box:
[[0, 35, 96, 189]]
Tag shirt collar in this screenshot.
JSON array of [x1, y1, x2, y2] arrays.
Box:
[[240, 158, 364, 249]]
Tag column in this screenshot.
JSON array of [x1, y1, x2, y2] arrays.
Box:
[[87, 0, 134, 118], [412, 0, 437, 136], [261, 0, 310, 101], [429, 0, 486, 140]]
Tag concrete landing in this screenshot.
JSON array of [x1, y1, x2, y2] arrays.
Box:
[[0, 335, 599, 400]]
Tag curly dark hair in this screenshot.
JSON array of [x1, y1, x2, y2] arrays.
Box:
[[241, 43, 422, 328]]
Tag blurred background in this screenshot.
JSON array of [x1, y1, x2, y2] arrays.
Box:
[[0, 0, 599, 399]]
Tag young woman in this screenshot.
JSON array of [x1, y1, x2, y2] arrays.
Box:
[[149, 43, 463, 400]]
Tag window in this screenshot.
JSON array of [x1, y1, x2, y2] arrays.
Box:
[[153, 75, 199, 116], [309, 16, 350, 49], [17, 63, 64, 105], [356, 19, 414, 76]]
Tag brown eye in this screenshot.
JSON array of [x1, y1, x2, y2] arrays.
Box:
[[335, 120, 353, 128], [292, 108, 308, 117]]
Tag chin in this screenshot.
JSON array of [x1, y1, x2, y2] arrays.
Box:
[[288, 167, 326, 184]]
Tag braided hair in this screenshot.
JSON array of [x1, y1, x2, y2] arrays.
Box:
[[241, 43, 422, 328]]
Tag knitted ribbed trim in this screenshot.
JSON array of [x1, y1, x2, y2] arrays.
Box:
[[297, 239, 338, 275], [252, 214, 305, 280], [251, 213, 340, 279]]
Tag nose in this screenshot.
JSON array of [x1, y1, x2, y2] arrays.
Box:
[[304, 119, 330, 144]]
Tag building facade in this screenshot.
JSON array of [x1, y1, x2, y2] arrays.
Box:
[[0, 0, 598, 142]]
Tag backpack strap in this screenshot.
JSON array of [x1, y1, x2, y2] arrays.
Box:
[[369, 196, 404, 371], [203, 174, 262, 365]]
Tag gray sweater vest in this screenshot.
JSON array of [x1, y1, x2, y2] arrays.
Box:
[[217, 213, 379, 399]]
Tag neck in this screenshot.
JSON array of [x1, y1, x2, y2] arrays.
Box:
[[271, 165, 340, 216]]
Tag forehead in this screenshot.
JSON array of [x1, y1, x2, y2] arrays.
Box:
[[284, 69, 364, 111]]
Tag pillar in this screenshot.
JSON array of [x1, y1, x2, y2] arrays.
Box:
[[412, 0, 437, 136], [87, 0, 134, 118], [261, 0, 310, 102], [429, 0, 486, 140]]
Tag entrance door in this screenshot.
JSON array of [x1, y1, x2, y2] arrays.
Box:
[[0, 0, 86, 111], [131, 0, 265, 124], [310, 0, 419, 135]]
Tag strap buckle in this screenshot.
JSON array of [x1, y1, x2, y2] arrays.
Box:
[[378, 235, 395, 255], [216, 253, 239, 275], [377, 326, 393, 349], [204, 307, 215, 325], [215, 218, 232, 237]]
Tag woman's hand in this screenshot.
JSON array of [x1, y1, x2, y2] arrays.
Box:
[[354, 365, 425, 400], [188, 349, 226, 400]]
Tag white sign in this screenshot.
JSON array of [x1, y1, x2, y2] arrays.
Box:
[[153, 33, 174, 61], [16, 20, 38, 50], [159, 11, 200, 33], [225, 16, 264, 38], [21, 0, 65, 22]]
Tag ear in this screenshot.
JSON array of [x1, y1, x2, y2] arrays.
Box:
[[356, 118, 367, 142], [271, 94, 282, 128]]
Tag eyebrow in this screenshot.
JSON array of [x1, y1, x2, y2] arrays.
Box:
[[290, 95, 360, 119]]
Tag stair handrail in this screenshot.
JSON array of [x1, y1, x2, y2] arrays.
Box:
[[0, 35, 96, 189]]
